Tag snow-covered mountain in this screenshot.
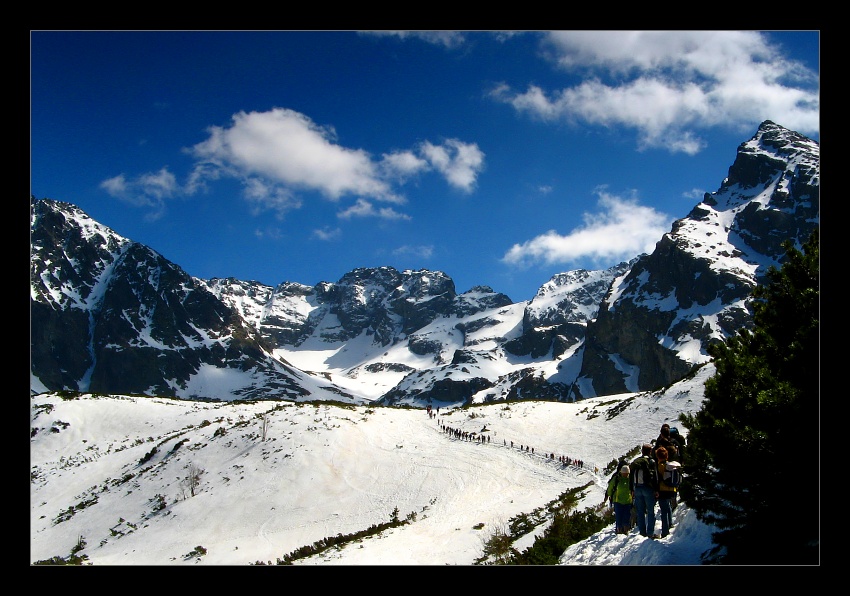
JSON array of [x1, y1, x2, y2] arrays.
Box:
[[30, 121, 819, 405], [29, 199, 362, 404]]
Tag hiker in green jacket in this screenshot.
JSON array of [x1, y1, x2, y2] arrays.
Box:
[[606, 464, 634, 535]]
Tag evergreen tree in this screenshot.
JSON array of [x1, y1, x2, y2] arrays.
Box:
[[679, 230, 819, 565]]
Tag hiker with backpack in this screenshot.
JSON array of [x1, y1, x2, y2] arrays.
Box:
[[630, 443, 660, 539], [606, 464, 634, 535], [655, 446, 681, 538], [667, 427, 686, 511], [669, 426, 685, 462], [653, 423, 677, 459]]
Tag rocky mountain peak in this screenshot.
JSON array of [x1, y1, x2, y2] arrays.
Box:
[[576, 120, 818, 398]]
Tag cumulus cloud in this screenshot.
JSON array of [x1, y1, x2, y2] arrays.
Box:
[[419, 139, 485, 193], [102, 108, 484, 222], [501, 188, 672, 268], [490, 31, 819, 154], [380, 140, 485, 193], [380, 150, 430, 180], [190, 108, 401, 204]]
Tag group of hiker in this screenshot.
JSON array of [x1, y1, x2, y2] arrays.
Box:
[[440, 422, 486, 442], [436, 418, 593, 473], [430, 409, 688, 541], [605, 423, 686, 540]]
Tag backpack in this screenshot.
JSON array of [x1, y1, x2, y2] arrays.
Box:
[[632, 456, 658, 488], [662, 461, 682, 489], [607, 472, 621, 499]]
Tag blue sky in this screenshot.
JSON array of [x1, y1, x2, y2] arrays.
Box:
[[30, 30, 819, 302]]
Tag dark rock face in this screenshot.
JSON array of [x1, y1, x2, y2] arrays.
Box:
[[208, 269, 512, 357], [364, 362, 415, 374], [85, 244, 226, 395], [316, 267, 457, 344], [30, 198, 312, 400], [504, 369, 571, 402], [252, 268, 462, 348], [30, 302, 91, 391], [452, 286, 514, 317], [455, 317, 500, 336], [506, 263, 632, 360], [30, 198, 120, 389], [381, 376, 494, 405], [407, 334, 444, 357], [504, 327, 561, 359], [578, 283, 691, 397]]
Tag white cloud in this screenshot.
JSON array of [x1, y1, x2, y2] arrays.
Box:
[[380, 150, 430, 180], [100, 174, 128, 197], [491, 31, 819, 154], [392, 244, 434, 259], [682, 188, 706, 200], [253, 226, 283, 241], [419, 139, 485, 193], [99, 167, 178, 220], [337, 198, 412, 221], [103, 108, 484, 222], [380, 141, 486, 193], [312, 226, 342, 241], [360, 30, 467, 49], [190, 108, 401, 204], [501, 188, 671, 267], [243, 178, 302, 219], [184, 162, 221, 195], [493, 78, 712, 154]]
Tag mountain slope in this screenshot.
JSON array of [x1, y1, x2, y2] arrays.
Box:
[[30, 362, 716, 565]]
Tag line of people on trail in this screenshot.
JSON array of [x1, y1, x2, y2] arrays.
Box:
[[604, 423, 686, 539], [440, 423, 492, 443], [437, 420, 591, 471]]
